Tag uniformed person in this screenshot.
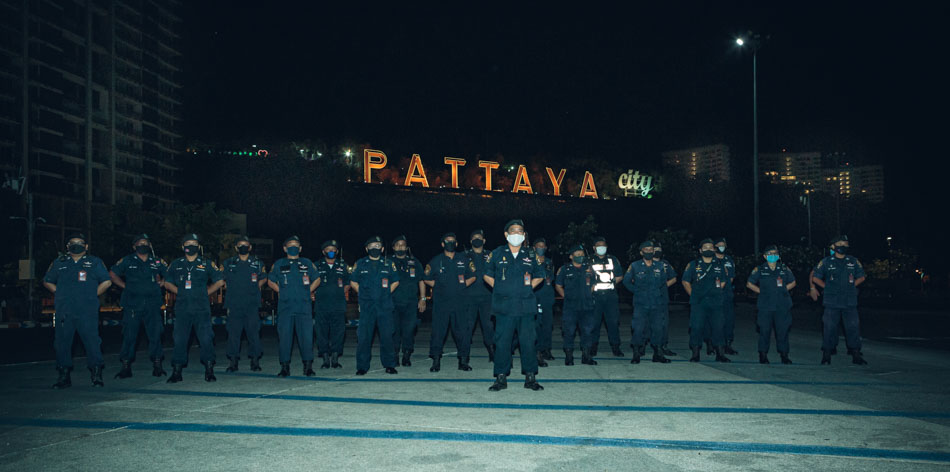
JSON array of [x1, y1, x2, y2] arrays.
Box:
[[533, 237, 556, 366], [43, 233, 112, 389], [221, 236, 266, 372], [110, 234, 168, 379], [622, 240, 677, 364], [746, 245, 796, 364], [590, 236, 625, 357], [465, 229, 496, 362], [390, 235, 425, 366], [681, 238, 731, 363], [164, 234, 225, 382], [424, 233, 477, 372], [350, 236, 400, 375], [554, 245, 597, 366], [713, 237, 738, 355], [267, 236, 319, 377], [484, 219, 544, 391], [653, 242, 677, 356], [812, 235, 868, 365], [313, 239, 350, 369]]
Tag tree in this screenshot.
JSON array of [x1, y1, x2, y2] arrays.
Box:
[[555, 215, 598, 258]]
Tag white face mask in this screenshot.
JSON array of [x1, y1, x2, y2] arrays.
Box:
[[506, 234, 525, 247], [595, 246, 607, 256]]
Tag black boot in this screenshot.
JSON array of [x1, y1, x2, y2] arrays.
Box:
[[638, 345, 646, 356], [759, 352, 770, 364], [651, 345, 670, 363], [430, 356, 441, 372], [115, 360, 133, 379], [488, 374, 507, 391], [524, 373, 544, 391], [167, 364, 183, 383], [330, 352, 342, 369], [401, 350, 412, 367], [152, 359, 167, 377], [581, 348, 598, 365], [203, 362, 216, 382], [226, 357, 239, 373], [277, 362, 290, 377], [52, 367, 72, 389], [487, 344, 496, 363], [458, 357, 473, 371], [714, 347, 731, 363], [90, 366, 104, 387], [303, 360, 315, 376], [611, 345, 625, 357], [780, 353, 792, 364], [250, 357, 262, 372], [630, 346, 641, 364], [543, 349, 555, 361], [386, 366, 398, 374], [320, 353, 331, 369], [564, 349, 574, 366], [851, 351, 868, 365], [706, 341, 714, 356], [536, 351, 548, 368], [689, 346, 701, 362], [662, 344, 677, 356], [821, 350, 832, 365], [724, 342, 739, 355]]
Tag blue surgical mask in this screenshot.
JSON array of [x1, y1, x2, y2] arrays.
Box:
[[286, 246, 300, 256], [829, 249, 835, 256], [535, 248, 545, 256], [766, 254, 779, 263], [326, 251, 336, 259]]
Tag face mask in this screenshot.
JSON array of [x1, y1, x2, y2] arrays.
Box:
[[443, 241, 457, 252], [326, 251, 337, 259], [471, 239, 484, 248], [653, 251, 663, 259], [766, 254, 780, 263], [535, 248, 546, 256], [183, 245, 199, 255], [572, 256, 585, 264], [286, 246, 300, 257], [237, 246, 250, 255], [829, 249, 835, 256], [717, 246, 726, 253], [68, 243, 85, 255], [642, 251, 654, 260], [595, 246, 607, 256], [701, 250, 715, 258], [506, 234, 525, 247], [393, 249, 406, 257], [368, 248, 382, 258], [136, 245, 151, 255], [835, 246, 848, 255]]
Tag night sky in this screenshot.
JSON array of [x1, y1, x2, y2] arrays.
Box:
[[181, 2, 946, 258]]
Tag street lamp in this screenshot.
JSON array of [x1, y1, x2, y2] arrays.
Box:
[[736, 32, 765, 258], [344, 149, 353, 158]]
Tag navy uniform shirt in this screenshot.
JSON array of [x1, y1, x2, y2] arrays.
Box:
[[167, 256, 223, 314], [555, 263, 595, 311], [267, 257, 317, 315], [464, 249, 492, 300], [391, 255, 423, 306], [44, 254, 110, 314], [681, 258, 727, 306], [590, 254, 623, 294], [484, 246, 544, 316], [111, 253, 167, 309], [716, 255, 736, 300], [623, 259, 676, 308], [424, 252, 475, 304], [351, 256, 400, 309], [314, 258, 351, 312], [221, 255, 266, 310], [813, 255, 865, 308], [535, 255, 556, 306], [748, 262, 795, 311]]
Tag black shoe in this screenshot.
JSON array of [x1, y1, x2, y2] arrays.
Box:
[[564, 349, 574, 366], [581, 348, 598, 365], [430, 356, 441, 372], [167, 365, 183, 383], [543, 349, 555, 361], [303, 360, 315, 377], [689, 346, 701, 362], [536, 352, 548, 368], [524, 373, 543, 391], [115, 360, 133, 379], [488, 374, 508, 391], [355, 369, 367, 375], [821, 351, 832, 365], [458, 357, 472, 371], [331, 353, 342, 369], [90, 366, 104, 387], [320, 353, 331, 369], [852, 352, 868, 365], [204, 362, 216, 382], [52, 367, 72, 389], [277, 362, 291, 377], [401, 351, 412, 367], [630, 347, 641, 364], [724, 343, 739, 355], [638, 345, 646, 356], [611, 346, 624, 357], [385, 367, 398, 374], [250, 357, 262, 372], [651, 346, 670, 363], [714, 347, 731, 363], [487, 345, 496, 363], [226, 358, 239, 373], [780, 353, 792, 365], [152, 359, 167, 377], [831, 347, 838, 355], [706, 342, 714, 356], [662, 345, 677, 356], [759, 352, 770, 364]]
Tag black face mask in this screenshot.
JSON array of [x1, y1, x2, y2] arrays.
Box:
[[368, 248, 382, 258], [642, 251, 654, 260], [471, 239, 484, 248], [394, 249, 407, 257], [701, 250, 715, 258], [835, 246, 848, 255], [443, 241, 457, 252], [68, 244, 86, 255], [135, 245, 151, 255], [237, 246, 250, 255], [653, 251, 663, 260], [184, 245, 199, 255]]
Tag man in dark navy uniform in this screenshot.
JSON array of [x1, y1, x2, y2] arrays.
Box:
[[423, 233, 476, 372], [623, 240, 677, 364], [813, 235, 868, 365], [267, 236, 319, 377], [681, 238, 731, 363], [555, 245, 597, 366], [713, 237, 738, 355], [590, 236, 625, 357], [747, 245, 796, 364], [390, 235, 425, 367], [533, 237, 556, 366], [314, 239, 350, 369], [221, 236, 266, 372], [350, 236, 400, 375], [465, 229, 495, 362]]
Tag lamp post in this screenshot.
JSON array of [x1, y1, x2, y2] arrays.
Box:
[[737, 33, 763, 259]]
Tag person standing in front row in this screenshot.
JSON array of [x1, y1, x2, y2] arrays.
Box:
[[350, 236, 400, 375]]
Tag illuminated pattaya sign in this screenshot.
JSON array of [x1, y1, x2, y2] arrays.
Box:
[[363, 150, 656, 200]]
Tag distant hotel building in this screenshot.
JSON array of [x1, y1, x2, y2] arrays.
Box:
[[661, 144, 731, 182], [759, 150, 884, 203]]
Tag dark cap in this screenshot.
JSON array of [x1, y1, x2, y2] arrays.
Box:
[[67, 232, 87, 244], [234, 235, 250, 244], [639, 240, 654, 250], [321, 239, 339, 250], [365, 235, 383, 246], [764, 244, 778, 253], [593, 236, 607, 244], [653, 241, 663, 248], [832, 235, 849, 244], [715, 237, 727, 245], [470, 229, 484, 239], [534, 237, 546, 245], [181, 233, 200, 245], [441, 232, 457, 241], [132, 234, 150, 245], [699, 238, 714, 248], [283, 235, 301, 246], [570, 244, 585, 254], [504, 219, 524, 232]]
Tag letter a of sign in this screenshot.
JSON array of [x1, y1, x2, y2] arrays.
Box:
[[404, 154, 430, 187], [512, 165, 534, 194], [579, 171, 599, 199], [364, 150, 388, 183]]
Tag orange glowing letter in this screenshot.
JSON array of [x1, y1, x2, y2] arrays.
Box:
[[545, 167, 566, 196], [478, 160, 500, 191], [404, 154, 430, 187], [364, 149, 388, 183], [444, 157, 467, 189], [579, 171, 599, 199], [512, 165, 534, 194]]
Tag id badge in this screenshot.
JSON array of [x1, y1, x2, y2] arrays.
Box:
[[78, 270, 87, 282], [337, 277, 343, 288], [251, 273, 258, 283], [849, 273, 854, 284], [382, 278, 389, 288], [715, 277, 722, 289], [585, 275, 591, 286], [776, 276, 783, 287], [524, 272, 531, 286], [185, 280, 192, 290], [458, 274, 465, 284], [302, 274, 310, 285], [410, 267, 416, 278]]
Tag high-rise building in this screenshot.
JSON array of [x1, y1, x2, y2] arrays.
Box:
[[821, 163, 884, 203], [759, 150, 822, 188], [661, 144, 731, 182], [0, 0, 183, 238]]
